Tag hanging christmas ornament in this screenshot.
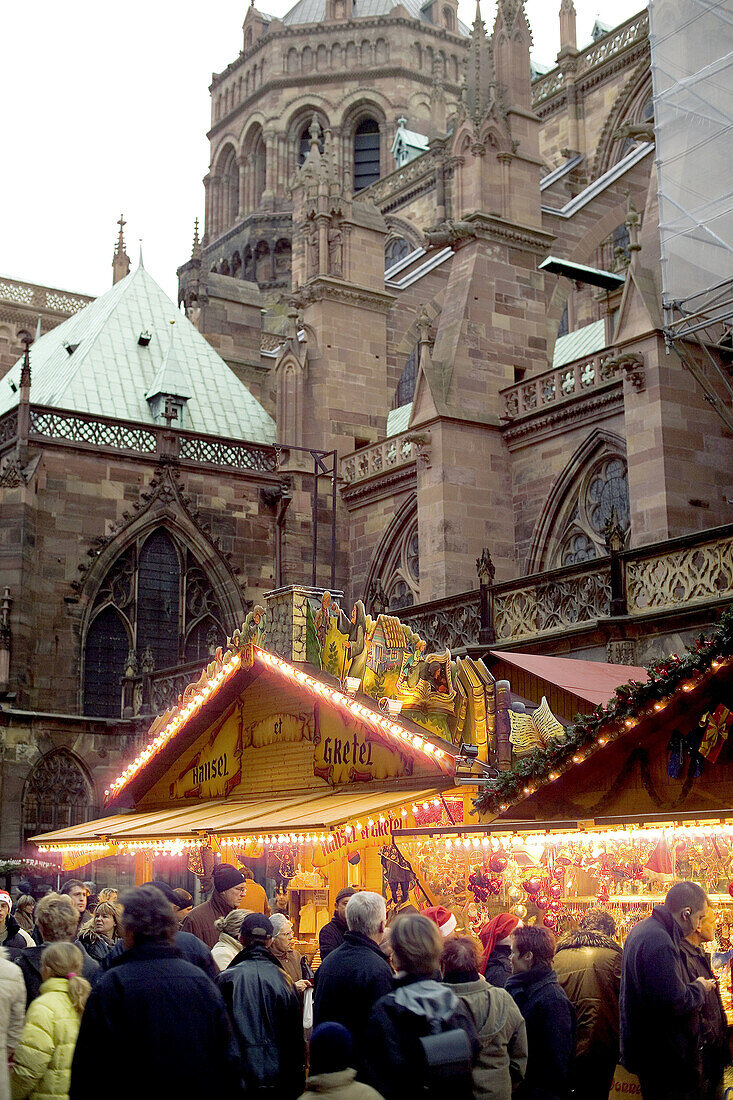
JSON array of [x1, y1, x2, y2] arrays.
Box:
[[523, 876, 541, 896], [727, 881, 733, 899], [489, 853, 508, 874], [488, 878, 503, 895], [543, 914, 556, 929], [535, 893, 550, 911], [508, 886, 522, 902], [549, 883, 563, 900], [513, 903, 527, 919]]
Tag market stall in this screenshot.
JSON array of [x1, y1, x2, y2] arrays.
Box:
[[30, 583, 664, 964]]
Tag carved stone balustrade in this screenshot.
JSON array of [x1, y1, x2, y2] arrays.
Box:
[[531, 10, 649, 109], [341, 432, 415, 486], [626, 527, 733, 615], [500, 353, 618, 423], [0, 277, 92, 316], [492, 562, 611, 641], [15, 404, 279, 475], [360, 152, 436, 213], [399, 594, 481, 652]]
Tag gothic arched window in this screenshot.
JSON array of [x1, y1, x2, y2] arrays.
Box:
[[84, 607, 129, 717], [385, 237, 411, 269], [556, 456, 630, 566], [82, 529, 226, 717], [394, 345, 418, 408], [22, 750, 93, 847], [382, 518, 420, 609], [354, 118, 380, 191], [137, 530, 180, 670]]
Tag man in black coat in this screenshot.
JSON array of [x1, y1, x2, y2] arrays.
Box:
[[506, 925, 577, 1100], [217, 913, 305, 1099], [99, 880, 218, 981], [679, 903, 729, 1100], [318, 886, 356, 960], [69, 885, 239, 1098], [314, 890, 393, 1073], [620, 880, 715, 1100]]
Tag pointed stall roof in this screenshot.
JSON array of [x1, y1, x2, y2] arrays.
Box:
[[0, 263, 275, 444]]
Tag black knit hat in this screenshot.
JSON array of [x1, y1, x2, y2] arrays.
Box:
[[310, 1023, 353, 1075], [212, 863, 246, 893]]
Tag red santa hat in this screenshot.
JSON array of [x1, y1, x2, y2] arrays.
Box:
[[421, 905, 457, 937], [0, 891, 11, 912]]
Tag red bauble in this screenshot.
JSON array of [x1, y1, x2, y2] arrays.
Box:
[[549, 883, 563, 900], [543, 914, 556, 928], [535, 893, 550, 911], [523, 876, 541, 896], [727, 881, 733, 899], [489, 854, 508, 874], [488, 878, 503, 895], [550, 900, 562, 914]]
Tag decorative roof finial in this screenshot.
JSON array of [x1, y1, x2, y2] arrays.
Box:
[[115, 214, 127, 255], [191, 217, 202, 260], [112, 214, 131, 285], [464, 0, 493, 125], [17, 330, 32, 392], [309, 113, 322, 154]]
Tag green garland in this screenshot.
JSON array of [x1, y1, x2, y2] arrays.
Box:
[[474, 603, 733, 816]]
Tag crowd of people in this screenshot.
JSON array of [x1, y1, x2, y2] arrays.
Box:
[[0, 870, 727, 1100]]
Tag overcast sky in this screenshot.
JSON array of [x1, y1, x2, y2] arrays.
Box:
[[2, 0, 644, 301]]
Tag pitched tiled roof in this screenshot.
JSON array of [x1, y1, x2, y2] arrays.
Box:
[[0, 262, 275, 444], [376, 614, 406, 648]]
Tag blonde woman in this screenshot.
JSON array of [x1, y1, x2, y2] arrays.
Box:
[[11, 942, 91, 1099], [96, 889, 117, 905], [211, 908, 251, 971], [78, 902, 123, 963]]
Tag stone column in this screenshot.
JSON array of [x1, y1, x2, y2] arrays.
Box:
[[237, 153, 247, 218], [203, 174, 212, 243], [262, 129, 277, 210]]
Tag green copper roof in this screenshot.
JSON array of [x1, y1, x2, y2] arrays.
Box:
[[386, 402, 412, 436], [552, 319, 607, 369], [0, 263, 275, 444]]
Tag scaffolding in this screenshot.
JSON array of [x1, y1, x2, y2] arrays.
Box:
[[650, 0, 733, 427]]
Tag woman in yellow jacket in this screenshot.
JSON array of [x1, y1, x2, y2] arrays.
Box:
[[11, 943, 91, 1100]]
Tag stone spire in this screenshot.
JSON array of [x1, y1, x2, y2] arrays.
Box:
[[464, 1, 494, 127], [559, 0, 577, 55], [493, 0, 533, 111], [112, 214, 131, 285], [191, 217, 202, 260]]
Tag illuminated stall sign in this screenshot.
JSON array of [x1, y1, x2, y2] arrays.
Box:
[[170, 708, 315, 799], [314, 704, 412, 786]]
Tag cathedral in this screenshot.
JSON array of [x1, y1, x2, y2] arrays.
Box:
[[0, 0, 730, 863]]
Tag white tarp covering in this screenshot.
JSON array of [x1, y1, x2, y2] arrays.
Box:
[[649, 0, 733, 309]]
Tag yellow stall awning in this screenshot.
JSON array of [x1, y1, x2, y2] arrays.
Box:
[[32, 787, 446, 848]]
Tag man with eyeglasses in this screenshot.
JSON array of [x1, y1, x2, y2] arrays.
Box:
[[620, 880, 717, 1100]]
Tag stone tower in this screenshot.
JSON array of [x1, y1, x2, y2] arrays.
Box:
[[409, 0, 552, 599], [284, 119, 394, 456]]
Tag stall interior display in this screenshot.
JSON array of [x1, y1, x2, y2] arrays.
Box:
[[394, 820, 733, 1019]]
